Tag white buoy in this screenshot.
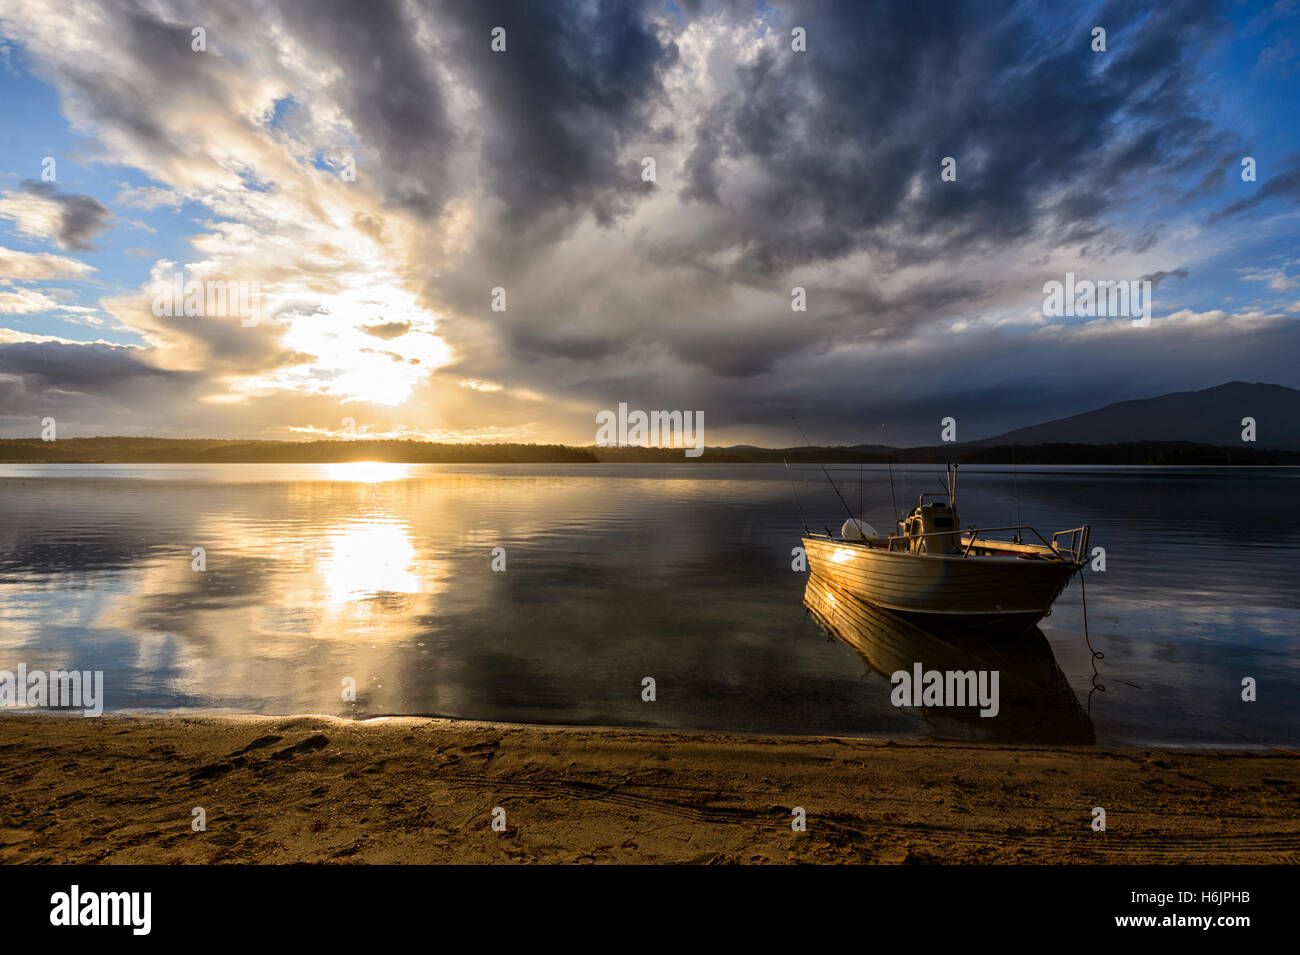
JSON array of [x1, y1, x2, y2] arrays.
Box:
[[840, 518, 878, 541]]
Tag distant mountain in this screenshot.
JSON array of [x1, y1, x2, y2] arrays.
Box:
[[977, 382, 1300, 450]]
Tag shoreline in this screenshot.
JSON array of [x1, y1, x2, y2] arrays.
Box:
[[9, 708, 1292, 752], [2, 714, 1297, 864]]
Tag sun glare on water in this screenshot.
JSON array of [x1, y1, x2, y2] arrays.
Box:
[[321, 462, 412, 483], [319, 518, 425, 606]]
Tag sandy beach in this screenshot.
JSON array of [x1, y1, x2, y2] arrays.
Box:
[[1, 714, 1296, 864]]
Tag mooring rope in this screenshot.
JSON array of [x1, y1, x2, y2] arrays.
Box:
[[1079, 571, 1106, 713]]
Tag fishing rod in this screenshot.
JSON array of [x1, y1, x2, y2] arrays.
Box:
[[1012, 443, 1022, 542], [792, 417, 858, 525], [782, 457, 810, 535], [882, 423, 899, 524], [858, 436, 864, 520]]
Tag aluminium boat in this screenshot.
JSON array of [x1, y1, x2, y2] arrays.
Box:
[[800, 464, 1089, 630]]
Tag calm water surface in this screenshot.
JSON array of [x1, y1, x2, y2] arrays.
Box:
[[1, 463, 1297, 747]]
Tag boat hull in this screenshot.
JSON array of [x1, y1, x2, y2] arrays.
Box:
[[801, 535, 1077, 628]]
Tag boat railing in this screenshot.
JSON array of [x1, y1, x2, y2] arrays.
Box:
[[1050, 525, 1091, 565], [955, 524, 1052, 553], [808, 523, 1091, 565], [958, 524, 1090, 564]]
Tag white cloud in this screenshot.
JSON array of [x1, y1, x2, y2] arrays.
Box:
[[114, 185, 185, 211], [0, 245, 95, 279], [1239, 266, 1300, 291], [0, 285, 97, 315], [0, 189, 68, 243]]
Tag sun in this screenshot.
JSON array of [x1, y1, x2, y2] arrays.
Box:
[[230, 284, 452, 407]]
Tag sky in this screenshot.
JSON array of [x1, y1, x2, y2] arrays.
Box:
[[0, 0, 1297, 448]]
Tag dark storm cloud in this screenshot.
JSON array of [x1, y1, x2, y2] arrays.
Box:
[[700, 311, 1300, 448], [679, 128, 723, 204], [17, 180, 112, 250], [664, 0, 1232, 279], [438, 0, 677, 230], [655, 276, 988, 379], [1211, 153, 1300, 221], [277, 0, 457, 218], [425, 0, 1246, 401], [272, 0, 674, 230], [0, 341, 194, 431], [4, 0, 1294, 446], [405, 0, 685, 378], [0, 340, 176, 393], [1141, 268, 1189, 288], [50, 6, 239, 176]]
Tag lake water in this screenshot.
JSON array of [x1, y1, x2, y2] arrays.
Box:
[[1, 462, 1297, 748]]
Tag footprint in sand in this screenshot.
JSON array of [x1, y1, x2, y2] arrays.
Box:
[[270, 734, 330, 761], [227, 734, 283, 758]]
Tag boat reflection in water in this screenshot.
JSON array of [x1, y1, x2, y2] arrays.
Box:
[[804, 572, 1094, 744]]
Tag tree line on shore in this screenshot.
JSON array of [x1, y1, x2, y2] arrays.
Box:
[[1, 436, 1296, 466]]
